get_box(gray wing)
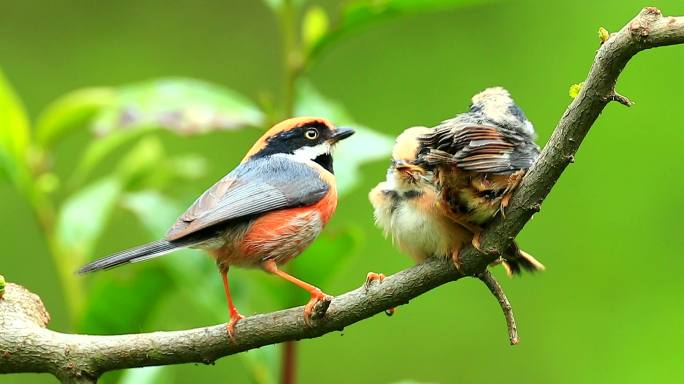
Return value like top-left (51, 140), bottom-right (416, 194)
top-left (165, 156), bottom-right (329, 241)
top-left (420, 124), bottom-right (540, 175)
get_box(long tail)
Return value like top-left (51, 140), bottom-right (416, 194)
top-left (78, 240), bottom-right (192, 273)
top-left (501, 247), bottom-right (545, 277)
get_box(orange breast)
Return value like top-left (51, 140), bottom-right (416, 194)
top-left (233, 187), bottom-right (337, 266)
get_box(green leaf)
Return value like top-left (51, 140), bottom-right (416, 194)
top-left (119, 366), bottom-right (170, 384)
top-left (68, 128), bottom-right (148, 188)
top-left (295, 81), bottom-right (393, 195)
top-left (0, 68), bottom-right (30, 185)
top-left (113, 136), bottom-right (206, 191)
top-left (92, 78), bottom-right (264, 137)
top-left (35, 87), bottom-right (116, 148)
top-left (260, 0), bottom-right (306, 11)
top-left (67, 78), bottom-right (261, 186)
top-left (311, 0), bottom-right (495, 57)
top-left (302, 6), bottom-right (330, 52)
top-left (56, 178), bottom-right (122, 265)
top-left (261, 0), bottom-right (282, 10)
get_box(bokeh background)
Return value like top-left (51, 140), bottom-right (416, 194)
top-left (2, 0), bottom-right (684, 383)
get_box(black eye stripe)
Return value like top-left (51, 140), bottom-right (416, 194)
top-left (251, 122), bottom-right (333, 159)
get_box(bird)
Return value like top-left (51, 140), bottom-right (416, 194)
top-left (78, 116), bottom-right (354, 336)
top-left (369, 126), bottom-right (473, 264)
top-left (418, 86), bottom-right (544, 275)
top-left (369, 87), bottom-right (543, 278)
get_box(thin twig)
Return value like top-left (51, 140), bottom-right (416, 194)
top-left (477, 270), bottom-right (519, 345)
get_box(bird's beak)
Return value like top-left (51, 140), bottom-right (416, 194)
top-left (394, 160), bottom-right (424, 174)
top-left (329, 126), bottom-right (355, 143)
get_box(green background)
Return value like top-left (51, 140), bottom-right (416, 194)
top-left (2, 0), bottom-right (684, 383)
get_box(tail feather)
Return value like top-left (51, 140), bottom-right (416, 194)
top-left (501, 248), bottom-right (545, 277)
top-left (78, 240), bottom-right (188, 273)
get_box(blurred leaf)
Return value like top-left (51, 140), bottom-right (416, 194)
top-left (119, 366), bottom-right (170, 384)
top-left (56, 178), bottom-right (121, 264)
top-left (0, 274), bottom-right (5, 299)
top-left (113, 136), bottom-right (207, 191)
top-left (260, 0), bottom-right (306, 11)
top-left (302, 6), bottom-right (330, 52)
top-left (68, 78), bottom-right (261, 187)
top-left (311, 0), bottom-right (493, 57)
top-left (295, 81), bottom-right (393, 195)
top-left (78, 265), bottom-right (172, 334)
top-left (92, 78), bottom-right (264, 137)
top-left (35, 87), bottom-right (116, 148)
top-left (261, 0), bottom-right (282, 10)
top-left (0, 68), bottom-right (30, 185)
top-left (69, 128), bottom-right (148, 187)
top-left (115, 136), bottom-right (165, 187)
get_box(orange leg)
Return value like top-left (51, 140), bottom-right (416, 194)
top-left (220, 267), bottom-right (245, 339)
top-left (364, 272), bottom-right (394, 316)
top-left (262, 260), bottom-right (330, 326)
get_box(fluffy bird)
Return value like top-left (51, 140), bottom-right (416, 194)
top-left (369, 127), bottom-right (473, 264)
top-left (79, 117), bottom-right (354, 336)
top-left (370, 87), bottom-right (543, 276)
top-left (419, 87), bottom-right (544, 274)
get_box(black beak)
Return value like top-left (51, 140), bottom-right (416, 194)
top-left (330, 126), bottom-right (355, 143)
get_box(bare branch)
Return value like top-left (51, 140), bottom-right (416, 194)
top-left (477, 271), bottom-right (519, 345)
top-left (1, 7), bottom-right (683, 383)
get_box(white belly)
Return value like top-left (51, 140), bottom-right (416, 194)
top-left (390, 202), bottom-right (450, 261)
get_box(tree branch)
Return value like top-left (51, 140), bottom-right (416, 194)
top-left (478, 271), bottom-right (519, 345)
top-left (1, 7), bottom-right (683, 383)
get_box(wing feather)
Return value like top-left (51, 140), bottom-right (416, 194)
top-left (420, 124), bottom-right (539, 174)
top-left (166, 156), bottom-right (328, 241)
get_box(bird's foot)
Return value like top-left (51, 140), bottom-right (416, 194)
top-left (364, 272), bottom-right (386, 290)
top-left (226, 312), bottom-right (245, 340)
top-left (363, 272), bottom-right (395, 316)
top-left (471, 231), bottom-right (483, 251)
top-left (303, 289), bottom-right (333, 326)
top-left (452, 245), bottom-right (465, 274)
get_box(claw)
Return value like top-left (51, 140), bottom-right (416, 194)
top-left (303, 289), bottom-right (330, 326)
top-left (471, 231), bottom-right (482, 251)
top-left (226, 313), bottom-right (245, 340)
top-left (363, 272), bottom-right (395, 316)
top-left (364, 272), bottom-right (386, 290)
top-left (451, 244), bottom-right (464, 274)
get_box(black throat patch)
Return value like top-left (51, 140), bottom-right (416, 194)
top-left (313, 153), bottom-right (334, 174)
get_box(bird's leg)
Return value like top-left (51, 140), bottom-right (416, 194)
top-left (451, 243), bottom-right (464, 274)
top-left (363, 272), bottom-right (395, 316)
top-left (220, 266), bottom-right (244, 339)
top-left (262, 260), bottom-right (331, 326)
top-left (441, 201), bottom-right (483, 251)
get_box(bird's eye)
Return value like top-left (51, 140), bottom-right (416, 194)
top-left (304, 129), bottom-right (319, 140)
